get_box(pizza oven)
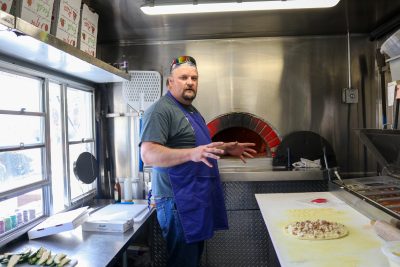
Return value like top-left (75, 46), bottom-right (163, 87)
top-left (207, 112), bottom-right (281, 158)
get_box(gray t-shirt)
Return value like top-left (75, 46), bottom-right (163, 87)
top-left (139, 94), bottom-right (198, 198)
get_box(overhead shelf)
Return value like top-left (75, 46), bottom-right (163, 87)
top-left (0, 10), bottom-right (130, 83)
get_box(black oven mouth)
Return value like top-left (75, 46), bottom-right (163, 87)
top-left (207, 112), bottom-right (281, 158)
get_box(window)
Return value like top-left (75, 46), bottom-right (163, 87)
top-left (0, 149), bottom-right (44, 193)
top-left (66, 87), bottom-right (96, 202)
top-left (0, 189), bottom-right (44, 232)
top-left (67, 88), bottom-right (94, 141)
top-left (0, 65), bottom-right (96, 244)
top-left (0, 69), bottom-right (47, 238)
top-left (48, 84), bottom-right (96, 212)
top-left (49, 82), bottom-right (65, 212)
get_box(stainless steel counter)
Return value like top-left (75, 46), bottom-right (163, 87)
top-left (330, 180), bottom-right (400, 224)
top-left (218, 158), bottom-right (325, 182)
top-left (1, 200), bottom-right (154, 267)
top-left (219, 168), bottom-right (324, 182)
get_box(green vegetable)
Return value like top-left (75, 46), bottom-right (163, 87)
top-left (36, 250), bottom-right (51, 265)
top-left (0, 247), bottom-right (70, 267)
top-left (6, 254), bottom-right (21, 267)
top-left (28, 247), bottom-right (41, 259)
top-left (18, 249), bottom-right (32, 262)
top-left (28, 254), bottom-right (38, 265)
top-left (36, 247), bottom-right (46, 259)
top-left (57, 257), bottom-right (70, 267)
top-left (0, 249), bottom-right (31, 264)
top-left (3, 253), bottom-right (14, 259)
top-left (45, 254), bottom-right (56, 266)
top-left (53, 253), bottom-right (66, 265)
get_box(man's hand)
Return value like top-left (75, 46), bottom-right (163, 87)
top-left (190, 142), bottom-right (225, 167)
top-left (224, 142), bottom-right (257, 163)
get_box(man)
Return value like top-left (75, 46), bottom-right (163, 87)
top-left (140, 56), bottom-right (256, 267)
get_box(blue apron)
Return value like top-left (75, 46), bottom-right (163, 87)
top-left (163, 91), bottom-right (228, 243)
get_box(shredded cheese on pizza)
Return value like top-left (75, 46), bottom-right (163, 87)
top-left (285, 219), bottom-right (348, 240)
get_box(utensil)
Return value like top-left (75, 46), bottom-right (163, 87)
top-left (122, 71), bottom-right (162, 198)
top-left (73, 152), bottom-right (98, 184)
top-left (334, 170), bottom-right (345, 186)
top-left (122, 71), bottom-right (162, 113)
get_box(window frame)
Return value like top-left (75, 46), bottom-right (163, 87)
top-left (0, 58), bottom-right (97, 247)
top-left (63, 84), bottom-right (97, 206)
top-left (0, 69), bottom-right (49, 201)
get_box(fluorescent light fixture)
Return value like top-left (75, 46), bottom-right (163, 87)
top-left (141, 0), bottom-right (341, 15)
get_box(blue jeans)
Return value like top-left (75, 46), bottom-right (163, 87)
top-left (156, 198), bottom-right (204, 267)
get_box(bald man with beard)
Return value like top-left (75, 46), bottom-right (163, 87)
top-left (140, 56), bottom-right (256, 267)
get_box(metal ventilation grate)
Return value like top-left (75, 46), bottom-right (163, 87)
top-left (122, 71), bottom-right (162, 112)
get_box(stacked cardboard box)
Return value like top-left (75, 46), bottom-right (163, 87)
top-left (15, 0), bottom-right (54, 33)
top-left (9, 0), bottom-right (100, 58)
top-left (51, 0), bottom-right (81, 47)
top-left (0, 0), bottom-right (14, 27)
top-left (77, 3), bottom-right (98, 57)
top-left (0, 0), bottom-right (13, 12)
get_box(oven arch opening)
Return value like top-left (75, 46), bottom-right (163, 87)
top-left (207, 112), bottom-right (281, 158)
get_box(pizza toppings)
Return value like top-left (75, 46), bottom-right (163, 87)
top-left (285, 219), bottom-right (348, 240)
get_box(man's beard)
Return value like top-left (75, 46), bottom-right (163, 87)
top-left (182, 89), bottom-right (196, 101)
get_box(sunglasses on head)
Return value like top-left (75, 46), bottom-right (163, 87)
top-left (170, 56), bottom-right (197, 72)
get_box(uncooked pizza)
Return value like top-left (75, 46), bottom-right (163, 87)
top-left (285, 219), bottom-right (348, 240)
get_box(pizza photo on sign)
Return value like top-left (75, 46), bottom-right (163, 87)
top-left (285, 219), bottom-right (348, 240)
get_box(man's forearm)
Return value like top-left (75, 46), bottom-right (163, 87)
top-left (141, 142), bottom-right (193, 167)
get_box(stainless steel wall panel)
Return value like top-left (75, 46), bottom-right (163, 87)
top-left (99, 35), bottom-right (377, 176)
top-left (97, 84), bottom-right (141, 198)
top-left (104, 83), bottom-right (139, 178)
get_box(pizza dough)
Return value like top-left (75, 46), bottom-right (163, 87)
top-left (285, 219), bottom-right (348, 240)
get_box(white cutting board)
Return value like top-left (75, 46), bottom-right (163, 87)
top-left (255, 192), bottom-right (390, 267)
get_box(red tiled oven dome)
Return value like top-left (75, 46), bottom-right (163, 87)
top-left (207, 112), bottom-right (281, 157)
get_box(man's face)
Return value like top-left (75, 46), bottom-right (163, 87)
top-left (168, 64), bottom-right (198, 105)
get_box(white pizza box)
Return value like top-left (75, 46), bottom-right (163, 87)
top-left (82, 204), bottom-right (148, 233)
top-left (0, 1), bottom-right (15, 28)
top-left (77, 3), bottom-right (98, 57)
top-left (28, 206), bottom-right (89, 239)
top-left (134, 206), bottom-right (154, 223)
top-left (82, 218), bottom-right (133, 233)
top-left (15, 0), bottom-right (54, 33)
top-left (50, 0), bottom-right (81, 47)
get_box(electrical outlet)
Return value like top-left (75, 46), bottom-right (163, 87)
top-left (342, 88), bottom-right (358, 103)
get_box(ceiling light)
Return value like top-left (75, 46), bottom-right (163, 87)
top-left (140, 0), bottom-right (341, 15)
